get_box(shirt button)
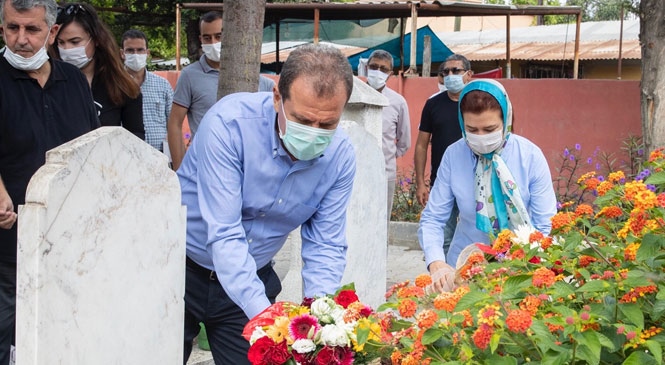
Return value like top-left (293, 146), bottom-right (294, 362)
top-left (248, 238), bottom-right (253, 243)
top-left (260, 213), bottom-right (265, 217)
top-left (278, 199), bottom-right (283, 204)
top-left (273, 151), bottom-right (277, 157)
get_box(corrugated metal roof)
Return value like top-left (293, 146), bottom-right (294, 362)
top-left (260, 41), bottom-right (366, 64)
top-left (438, 20), bottom-right (640, 61)
top-left (440, 19), bottom-right (638, 45)
top-left (450, 39), bottom-right (640, 61)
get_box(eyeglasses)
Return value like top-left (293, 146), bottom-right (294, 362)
top-left (439, 67), bottom-right (467, 76)
top-left (57, 4), bottom-right (86, 18)
top-left (368, 64), bottom-right (392, 74)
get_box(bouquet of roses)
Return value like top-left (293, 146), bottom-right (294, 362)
top-left (243, 284), bottom-right (374, 365)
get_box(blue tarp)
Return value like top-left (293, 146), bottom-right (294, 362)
top-left (347, 26), bottom-right (454, 72)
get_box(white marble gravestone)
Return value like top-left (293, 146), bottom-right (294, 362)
top-left (276, 77), bottom-right (389, 309)
top-left (16, 127), bottom-right (186, 364)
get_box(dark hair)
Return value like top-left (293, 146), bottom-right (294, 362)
top-left (200, 11), bottom-right (222, 25)
top-left (368, 49), bottom-right (393, 68)
top-left (0, 0), bottom-right (57, 26)
top-left (121, 29), bottom-right (148, 49)
top-left (278, 43), bottom-right (353, 103)
top-left (440, 54), bottom-right (471, 72)
top-left (51, 2), bottom-right (139, 106)
top-left (460, 90), bottom-right (502, 120)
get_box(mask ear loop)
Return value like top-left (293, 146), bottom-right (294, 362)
top-left (278, 100), bottom-right (288, 138)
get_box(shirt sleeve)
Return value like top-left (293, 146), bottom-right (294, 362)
top-left (195, 116), bottom-right (271, 319)
top-left (526, 145), bottom-right (557, 235)
top-left (164, 81), bottom-right (174, 123)
top-left (122, 93), bottom-right (145, 141)
top-left (418, 147), bottom-right (456, 266)
top-left (300, 147), bottom-right (356, 298)
top-left (395, 98), bottom-right (411, 157)
top-left (172, 69), bottom-right (193, 109)
top-left (419, 98), bottom-right (434, 133)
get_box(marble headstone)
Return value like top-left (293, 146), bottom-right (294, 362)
top-left (276, 77), bottom-right (389, 309)
top-left (16, 127), bottom-right (186, 364)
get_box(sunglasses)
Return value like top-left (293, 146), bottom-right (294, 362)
top-left (368, 64), bottom-right (392, 74)
top-left (57, 4), bottom-right (86, 18)
top-left (439, 67), bottom-right (467, 76)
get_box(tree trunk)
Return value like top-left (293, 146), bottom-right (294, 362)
top-left (218, 0), bottom-right (267, 100)
top-left (186, 17), bottom-right (202, 63)
top-left (640, 0), bottom-right (665, 151)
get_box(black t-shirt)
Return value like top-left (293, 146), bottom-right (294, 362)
top-left (91, 76), bottom-right (145, 141)
top-left (419, 92), bottom-right (463, 184)
top-left (0, 54), bottom-right (100, 262)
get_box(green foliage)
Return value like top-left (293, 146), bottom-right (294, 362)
top-left (566, 0), bottom-right (640, 21)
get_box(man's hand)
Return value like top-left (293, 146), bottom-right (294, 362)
top-left (416, 184), bottom-right (429, 207)
top-left (427, 260), bottom-right (456, 293)
top-left (0, 191), bottom-right (17, 230)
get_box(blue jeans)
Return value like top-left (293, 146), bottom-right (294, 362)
top-left (183, 258), bottom-right (281, 365)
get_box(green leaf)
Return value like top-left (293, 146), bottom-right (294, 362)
top-left (355, 326), bottom-right (369, 344)
top-left (646, 171), bottom-right (665, 185)
top-left (645, 340), bottom-right (663, 365)
top-left (574, 331), bottom-right (601, 365)
top-left (501, 274), bottom-right (533, 298)
top-left (421, 328), bottom-right (444, 345)
top-left (454, 290), bottom-right (492, 312)
top-left (551, 281), bottom-right (576, 300)
top-left (623, 350), bottom-right (659, 365)
top-left (376, 302), bottom-right (398, 312)
top-left (651, 298), bottom-right (665, 321)
top-left (577, 279), bottom-right (610, 293)
top-left (541, 350), bottom-right (571, 365)
top-left (486, 354), bottom-right (518, 365)
top-left (490, 331), bottom-right (501, 354)
top-left (588, 225), bottom-right (613, 238)
top-left (389, 319), bottom-right (414, 332)
top-left (637, 234), bottom-right (665, 263)
top-left (619, 303), bottom-right (645, 328)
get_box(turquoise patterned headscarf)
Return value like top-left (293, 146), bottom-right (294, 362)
top-left (458, 79), bottom-right (532, 237)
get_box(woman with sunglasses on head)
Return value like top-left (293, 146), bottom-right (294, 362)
top-left (418, 79), bottom-right (557, 293)
top-left (50, 3), bottom-right (144, 140)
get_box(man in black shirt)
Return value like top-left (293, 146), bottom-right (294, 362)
top-left (0, 0), bottom-right (99, 363)
top-left (415, 54), bottom-right (472, 255)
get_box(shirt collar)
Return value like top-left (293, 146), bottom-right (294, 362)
top-left (199, 55), bottom-right (218, 73)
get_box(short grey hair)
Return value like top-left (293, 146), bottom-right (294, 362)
top-left (441, 54), bottom-right (471, 72)
top-left (0, 0), bottom-right (57, 27)
top-left (278, 43), bottom-right (354, 103)
top-left (368, 49), bottom-right (393, 68)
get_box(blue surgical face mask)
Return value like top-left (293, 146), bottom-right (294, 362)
top-left (444, 73), bottom-right (467, 94)
top-left (279, 101), bottom-right (337, 161)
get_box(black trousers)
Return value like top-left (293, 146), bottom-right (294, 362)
top-left (0, 263), bottom-right (15, 365)
top-left (183, 258), bottom-right (281, 365)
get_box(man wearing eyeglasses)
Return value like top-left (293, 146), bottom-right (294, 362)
top-left (365, 49), bottom-right (411, 223)
top-left (121, 29), bottom-right (174, 153)
top-left (415, 54), bottom-right (473, 255)
top-left (0, 0), bottom-right (99, 363)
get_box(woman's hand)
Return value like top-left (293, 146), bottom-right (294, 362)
top-left (427, 260), bottom-right (456, 293)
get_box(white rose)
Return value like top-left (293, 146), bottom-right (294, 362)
top-left (310, 297), bottom-right (337, 324)
top-left (291, 339), bottom-right (317, 354)
top-left (317, 324), bottom-right (350, 347)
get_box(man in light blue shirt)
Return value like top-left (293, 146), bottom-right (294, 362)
top-left (179, 44), bottom-right (356, 365)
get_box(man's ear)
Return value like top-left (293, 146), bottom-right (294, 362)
top-left (272, 85), bottom-right (281, 113)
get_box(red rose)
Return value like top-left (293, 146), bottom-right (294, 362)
top-left (334, 290), bottom-right (359, 308)
top-left (301, 297), bottom-right (315, 308)
top-left (315, 346), bottom-right (354, 365)
top-left (247, 337), bottom-right (290, 365)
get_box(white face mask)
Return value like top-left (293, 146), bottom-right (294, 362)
top-left (58, 40), bottom-right (92, 69)
top-left (465, 130), bottom-right (504, 155)
top-left (202, 42), bottom-right (221, 62)
top-left (124, 53), bottom-right (147, 72)
top-left (3, 29), bottom-right (51, 71)
top-left (367, 69), bottom-right (389, 90)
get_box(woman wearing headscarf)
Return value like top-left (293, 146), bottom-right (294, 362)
top-left (418, 79), bottom-right (557, 292)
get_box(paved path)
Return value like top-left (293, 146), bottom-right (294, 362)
top-left (187, 244), bottom-right (426, 365)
